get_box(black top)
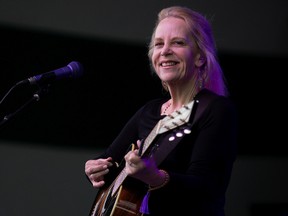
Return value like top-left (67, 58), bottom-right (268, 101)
top-left (95, 89), bottom-right (238, 216)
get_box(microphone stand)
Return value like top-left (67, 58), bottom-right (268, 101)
top-left (0, 83), bottom-right (50, 129)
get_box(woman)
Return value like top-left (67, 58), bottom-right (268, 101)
top-left (85, 6), bottom-right (237, 216)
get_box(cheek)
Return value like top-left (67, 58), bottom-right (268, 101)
top-left (185, 53), bottom-right (196, 68)
top-left (182, 55), bottom-right (196, 77)
top-left (151, 53), bottom-right (158, 69)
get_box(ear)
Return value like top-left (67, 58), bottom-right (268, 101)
top-left (195, 53), bottom-right (206, 67)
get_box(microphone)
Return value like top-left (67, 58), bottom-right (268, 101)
top-left (19, 61), bottom-right (84, 85)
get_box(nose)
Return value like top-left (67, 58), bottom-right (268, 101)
top-left (160, 44), bottom-right (172, 56)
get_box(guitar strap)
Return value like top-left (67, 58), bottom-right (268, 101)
top-left (153, 89), bottom-right (218, 166)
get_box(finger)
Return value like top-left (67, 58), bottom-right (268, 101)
top-left (126, 161), bottom-right (137, 175)
top-left (133, 149), bottom-right (139, 156)
top-left (92, 180), bottom-right (105, 188)
top-left (105, 157), bottom-right (113, 164)
top-left (86, 164), bottom-right (105, 176)
top-left (137, 139), bottom-right (144, 156)
top-left (136, 140), bottom-right (142, 148)
top-left (89, 168), bottom-right (109, 181)
top-left (98, 158), bottom-right (113, 167)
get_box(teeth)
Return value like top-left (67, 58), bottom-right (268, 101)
top-left (162, 62), bottom-right (176, 66)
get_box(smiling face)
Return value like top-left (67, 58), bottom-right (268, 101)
top-left (151, 17), bottom-right (203, 86)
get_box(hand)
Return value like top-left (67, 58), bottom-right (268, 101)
top-left (124, 140), bottom-right (165, 187)
top-left (85, 157), bottom-right (113, 188)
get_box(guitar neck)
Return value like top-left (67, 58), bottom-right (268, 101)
top-left (112, 168), bottom-right (128, 196)
top-left (111, 121), bottom-right (161, 196)
top-left (111, 102), bottom-right (194, 196)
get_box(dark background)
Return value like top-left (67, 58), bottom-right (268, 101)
top-left (0, 25), bottom-right (287, 156)
top-left (0, 1), bottom-right (288, 216)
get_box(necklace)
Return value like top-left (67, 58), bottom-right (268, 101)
top-left (162, 102), bottom-right (171, 115)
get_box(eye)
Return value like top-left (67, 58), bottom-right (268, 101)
top-left (173, 40), bottom-right (185, 46)
top-left (154, 42), bottom-right (164, 47)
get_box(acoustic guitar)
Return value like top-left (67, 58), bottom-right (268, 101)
top-left (89, 100), bottom-right (195, 216)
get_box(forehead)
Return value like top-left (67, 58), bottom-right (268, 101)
top-left (155, 17), bottom-right (189, 39)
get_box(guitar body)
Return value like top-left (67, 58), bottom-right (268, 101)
top-left (90, 178), bottom-right (147, 216)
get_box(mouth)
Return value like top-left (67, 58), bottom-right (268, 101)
top-left (160, 61), bottom-right (179, 67)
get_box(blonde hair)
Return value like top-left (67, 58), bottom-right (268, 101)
top-left (148, 6), bottom-right (228, 96)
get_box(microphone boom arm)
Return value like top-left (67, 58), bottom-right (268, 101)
top-left (0, 84), bottom-right (50, 129)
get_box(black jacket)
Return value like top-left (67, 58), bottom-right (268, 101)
top-left (91, 89), bottom-right (238, 216)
